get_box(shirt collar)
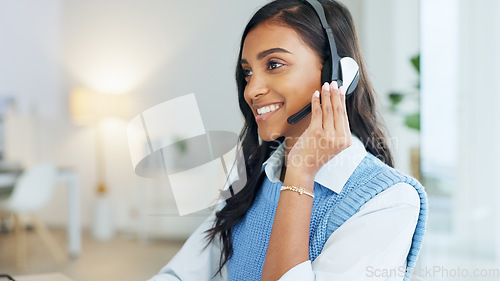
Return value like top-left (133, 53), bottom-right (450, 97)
top-left (261, 134), bottom-right (367, 194)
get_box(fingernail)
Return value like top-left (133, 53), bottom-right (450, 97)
top-left (313, 90), bottom-right (320, 98)
top-left (332, 81), bottom-right (339, 90)
top-left (322, 82), bottom-right (330, 92)
top-left (340, 86), bottom-right (346, 95)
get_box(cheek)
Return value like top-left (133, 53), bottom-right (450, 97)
top-left (280, 73), bottom-right (321, 111)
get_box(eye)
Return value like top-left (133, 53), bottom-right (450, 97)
top-left (267, 60), bottom-right (283, 71)
top-left (243, 68), bottom-right (253, 78)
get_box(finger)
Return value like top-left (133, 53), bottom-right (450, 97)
top-left (321, 82), bottom-right (334, 134)
top-left (331, 81), bottom-right (346, 138)
top-left (310, 90), bottom-right (322, 130)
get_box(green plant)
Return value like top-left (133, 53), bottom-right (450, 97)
top-left (388, 54), bottom-right (420, 131)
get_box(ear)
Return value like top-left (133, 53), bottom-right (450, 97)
top-left (340, 57), bottom-right (359, 96)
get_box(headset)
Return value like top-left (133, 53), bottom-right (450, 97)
top-left (287, 0), bottom-right (360, 125)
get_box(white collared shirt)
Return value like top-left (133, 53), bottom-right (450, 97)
top-left (148, 136), bottom-right (421, 281)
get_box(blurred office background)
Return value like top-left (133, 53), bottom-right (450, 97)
top-left (0, 0), bottom-right (499, 280)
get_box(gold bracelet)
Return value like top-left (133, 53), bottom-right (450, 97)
top-left (280, 185), bottom-right (314, 199)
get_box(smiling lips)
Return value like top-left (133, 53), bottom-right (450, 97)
top-left (254, 102), bottom-right (283, 122)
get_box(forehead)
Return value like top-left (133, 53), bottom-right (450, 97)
top-left (241, 21), bottom-right (317, 60)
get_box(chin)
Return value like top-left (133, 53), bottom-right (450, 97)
top-left (258, 127), bottom-right (283, 142)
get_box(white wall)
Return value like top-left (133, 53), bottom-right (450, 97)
top-left (0, 0), bottom-right (63, 117)
top-left (454, 0), bottom-right (500, 258)
top-left (421, 0), bottom-right (459, 181)
top-left (360, 0), bottom-right (420, 174)
top-left (419, 0), bottom-right (500, 264)
top-left (0, 0), bottom-right (99, 230)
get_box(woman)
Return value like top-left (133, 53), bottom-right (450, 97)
top-left (149, 0), bottom-right (427, 280)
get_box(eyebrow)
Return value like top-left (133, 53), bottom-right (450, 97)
top-left (240, 47), bottom-right (291, 64)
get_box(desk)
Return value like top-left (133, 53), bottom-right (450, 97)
top-left (0, 168), bottom-right (81, 258)
top-left (57, 169), bottom-right (81, 258)
top-left (14, 273), bottom-right (75, 281)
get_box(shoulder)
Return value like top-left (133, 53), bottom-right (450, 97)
top-left (370, 182), bottom-right (420, 207)
top-left (338, 154), bottom-right (424, 213)
top-left (351, 153), bottom-right (424, 207)
top-left (355, 182), bottom-right (421, 218)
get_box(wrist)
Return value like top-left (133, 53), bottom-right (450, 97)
top-left (284, 167), bottom-right (315, 181)
top-left (282, 169), bottom-right (315, 192)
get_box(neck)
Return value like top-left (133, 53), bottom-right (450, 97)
top-left (278, 115), bottom-right (311, 180)
top-left (282, 112), bottom-right (311, 159)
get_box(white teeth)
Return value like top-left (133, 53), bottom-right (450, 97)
top-left (257, 104), bottom-right (281, 115)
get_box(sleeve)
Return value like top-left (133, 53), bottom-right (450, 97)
top-left (278, 182), bottom-right (421, 281)
top-left (147, 201), bottom-right (227, 281)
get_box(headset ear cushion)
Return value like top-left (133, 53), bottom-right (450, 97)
top-left (339, 57), bottom-right (359, 96)
top-left (321, 57), bottom-right (332, 84)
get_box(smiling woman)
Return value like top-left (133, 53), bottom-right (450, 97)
top-left (148, 1), bottom-right (428, 281)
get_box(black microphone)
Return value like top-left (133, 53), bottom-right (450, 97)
top-left (286, 95), bottom-right (320, 125)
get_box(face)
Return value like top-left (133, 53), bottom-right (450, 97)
top-left (241, 21), bottom-right (323, 142)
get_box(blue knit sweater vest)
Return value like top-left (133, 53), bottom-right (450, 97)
top-left (227, 153), bottom-right (428, 281)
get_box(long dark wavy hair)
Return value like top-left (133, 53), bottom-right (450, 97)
top-left (204, 0), bottom-right (394, 277)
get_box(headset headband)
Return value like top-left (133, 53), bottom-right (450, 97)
top-left (303, 0), bottom-right (343, 86)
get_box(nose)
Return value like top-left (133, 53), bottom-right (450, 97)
top-left (244, 73), bottom-right (269, 101)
